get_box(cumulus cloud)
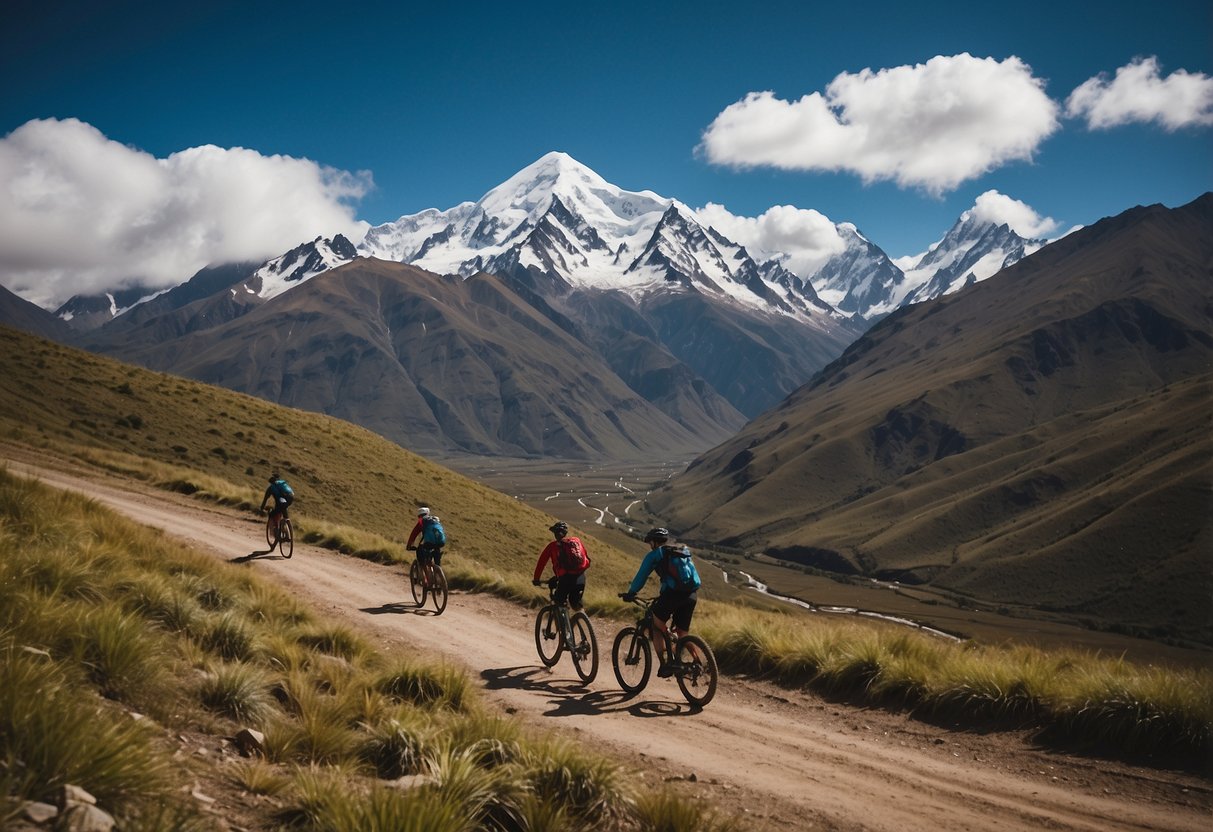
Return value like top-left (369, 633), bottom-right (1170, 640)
top-left (966, 190), bottom-right (1060, 238)
top-left (696, 202), bottom-right (845, 276)
top-left (1065, 56), bottom-right (1213, 130)
top-left (700, 54), bottom-right (1059, 194)
top-left (0, 118), bottom-right (372, 309)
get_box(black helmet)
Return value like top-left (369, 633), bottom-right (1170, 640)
top-left (549, 521), bottom-right (568, 535)
top-left (268, 473), bottom-right (280, 482)
top-left (644, 527), bottom-right (670, 545)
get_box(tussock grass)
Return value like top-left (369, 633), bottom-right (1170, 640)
top-left (1, 467), bottom-right (736, 830)
top-left (375, 657), bottom-right (473, 712)
top-left (630, 788), bottom-right (743, 832)
top-left (198, 661), bottom-right (276, 723)
top-left (700, 606), bottom-right (1213, 759)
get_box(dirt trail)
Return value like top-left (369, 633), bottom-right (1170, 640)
top-left (7, 456), bottom-right (1211, 832)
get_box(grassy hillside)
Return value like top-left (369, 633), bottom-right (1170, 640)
top-left (0, 468), bottom-right (735, 831)
top-left (650, 196), bottom-right (1213, 644)
top-left (0, 324), bottom-right (649, 604)
top-left (3, 324), bottom-right (1211, 763)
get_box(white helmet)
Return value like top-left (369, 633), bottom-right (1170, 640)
top-left (418, 507), bottom-right (431, 518)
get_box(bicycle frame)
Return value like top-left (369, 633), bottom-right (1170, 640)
top-left (612, 595), bottom-right (717, 706)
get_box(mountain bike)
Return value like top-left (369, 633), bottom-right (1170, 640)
top-left (612, 595), bottom-right (718, 707)
top-left (264, 511), bottom-right (293, 558)
top-left (407, 546), bottom-right (448, 614)
top-left (534, 577), bottom-right (598, 683)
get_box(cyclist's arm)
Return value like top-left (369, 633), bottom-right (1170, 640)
top-left (625, 549), bottom-right (661, 596)
top-left (405, 519), bottom-right (423, 548)
top-left (533, 542), bottom-right (556, 582)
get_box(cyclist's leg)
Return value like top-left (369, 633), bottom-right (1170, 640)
top-left (566, 572), bottom-right (587, 612)
top-left (650, 593), bottom-right (677, 673)
top-left (418, 545), bottom-right (434, 583)
top-left (552, 575), bottom-right (574, 607)
top-left (671, 593), bottom-right (700, 658)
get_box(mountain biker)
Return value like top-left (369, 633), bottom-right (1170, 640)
top-left (406, 507), bottom-right (446, 572)
top-left (259, 473), bottom-right (294, 548)
top-left (621, 527), bottom-right (701, 677)
top-left (533, 521), bottom-right (591, 611)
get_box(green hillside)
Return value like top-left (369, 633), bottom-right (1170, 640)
top-left (0, 324), bottom-right (652, 603)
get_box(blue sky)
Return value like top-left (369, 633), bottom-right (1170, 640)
top-left (2, 0), bottom-right (1210, 307)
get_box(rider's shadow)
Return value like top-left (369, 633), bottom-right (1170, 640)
top-left (480, 666), bottom-right (702, 717)
top-left (230, 549), bottom-right (282, 563)
top-left (360, 602), bottom-right (439, 617)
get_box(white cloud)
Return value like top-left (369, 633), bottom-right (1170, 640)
top-left (697, 202), bottom-right (845, 276)
top-left (1065, 56), bottom-right (1213, 130)
top-left (967, 190), bottom-right (1060, 238)
top-left (0, 118), bottom-right (372, 309)
top-left (700, 54), bottom-right (1059, 194)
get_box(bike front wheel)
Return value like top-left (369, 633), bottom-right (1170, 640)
top-left (568, 611), bottom-right (599, 684)
top-left (265, 517), bottom-right (276, 550)
top-left (674, 634), bottom-right (718, 707)
top-left (429, 566), bottom-right (448, 615)
top-left (611, 627), bottom-right (651, 694)
top-left (534, 606), bottom-right (563, 666)
top-left (279, 519), bottom-right (294, 559)
top-left (409, 561), bottom-right (426, 606)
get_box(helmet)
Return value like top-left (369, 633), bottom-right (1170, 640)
top-left (268, 473), bottom-right (280, 483)
top-left (643, 527), bottom-right (670, 545)
top-left (417, 507), bottom-right (431, 518)
top-left (549, 521), bottom-right (568, 535)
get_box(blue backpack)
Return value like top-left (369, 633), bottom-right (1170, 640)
top-left (661, 545), bottom-right (700, 592)
top-left (270, 479), bottom-right (294, 499)
top-left (421, 515), bottom-right (446, 546)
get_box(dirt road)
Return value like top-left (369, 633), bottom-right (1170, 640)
top-left (8, 456), bottom-right (1210, 832)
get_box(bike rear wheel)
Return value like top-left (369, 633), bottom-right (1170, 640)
top-left (674, 634), bottom-right (718, 707)
top-left (430, 565), bottom-right (448, 614)
top-left (568, 611), bottom-right (599, 684)
top-left (611, 627), bottom-right (651, 694)
top-left (409, 560), bottom-right (426, 606)
top-left (534, 605), bottom-right (563, 666)
top-left (279, 519), bottom-right (293, 559)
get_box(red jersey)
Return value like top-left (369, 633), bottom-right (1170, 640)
top-left (533, 536), bottom-right (590, 580)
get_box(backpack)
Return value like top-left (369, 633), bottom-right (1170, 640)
top-left (661, 545), bottom-right (700, 592)
top-left (421, 515), bottom-right (446, 546)
top-left (556, 537), bottom-right (589, 573)
top-left (271, 479), bottom-right (294, 499)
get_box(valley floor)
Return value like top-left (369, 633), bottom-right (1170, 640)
top-left (6, 452), bottom-right (1212, 832)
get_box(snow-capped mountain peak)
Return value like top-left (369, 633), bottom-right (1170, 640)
top-left (893, 211), bottom-right (1046, 311)
top-left (252, 234), bottom-right (357, 300)
top-left (353, 153), bottom-right (836, 321)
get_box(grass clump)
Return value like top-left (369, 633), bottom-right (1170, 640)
top-left (699, 605), bottom-right (1213, 761)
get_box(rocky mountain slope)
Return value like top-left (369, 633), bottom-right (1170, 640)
top-left (648, 194), bottom-right (1213, 641)
top-left (99, 258), bottom-right (741, 459)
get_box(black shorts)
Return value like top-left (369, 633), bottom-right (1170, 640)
top-left (653, 590), bottom-right (697, 632)
top-left (418, 543), bottom-right (443, 566)
top-left (270, 496), bottom-right (292, 519)
top-left (552, 572), bottom-right (586, 608)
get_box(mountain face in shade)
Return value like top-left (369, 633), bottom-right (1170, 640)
top-left (97, 258), bottom-right (745, 459)
top-left (0, 283), bottom-right (72, 341)
top-left (647, 194), bottom-right (1213, 642)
